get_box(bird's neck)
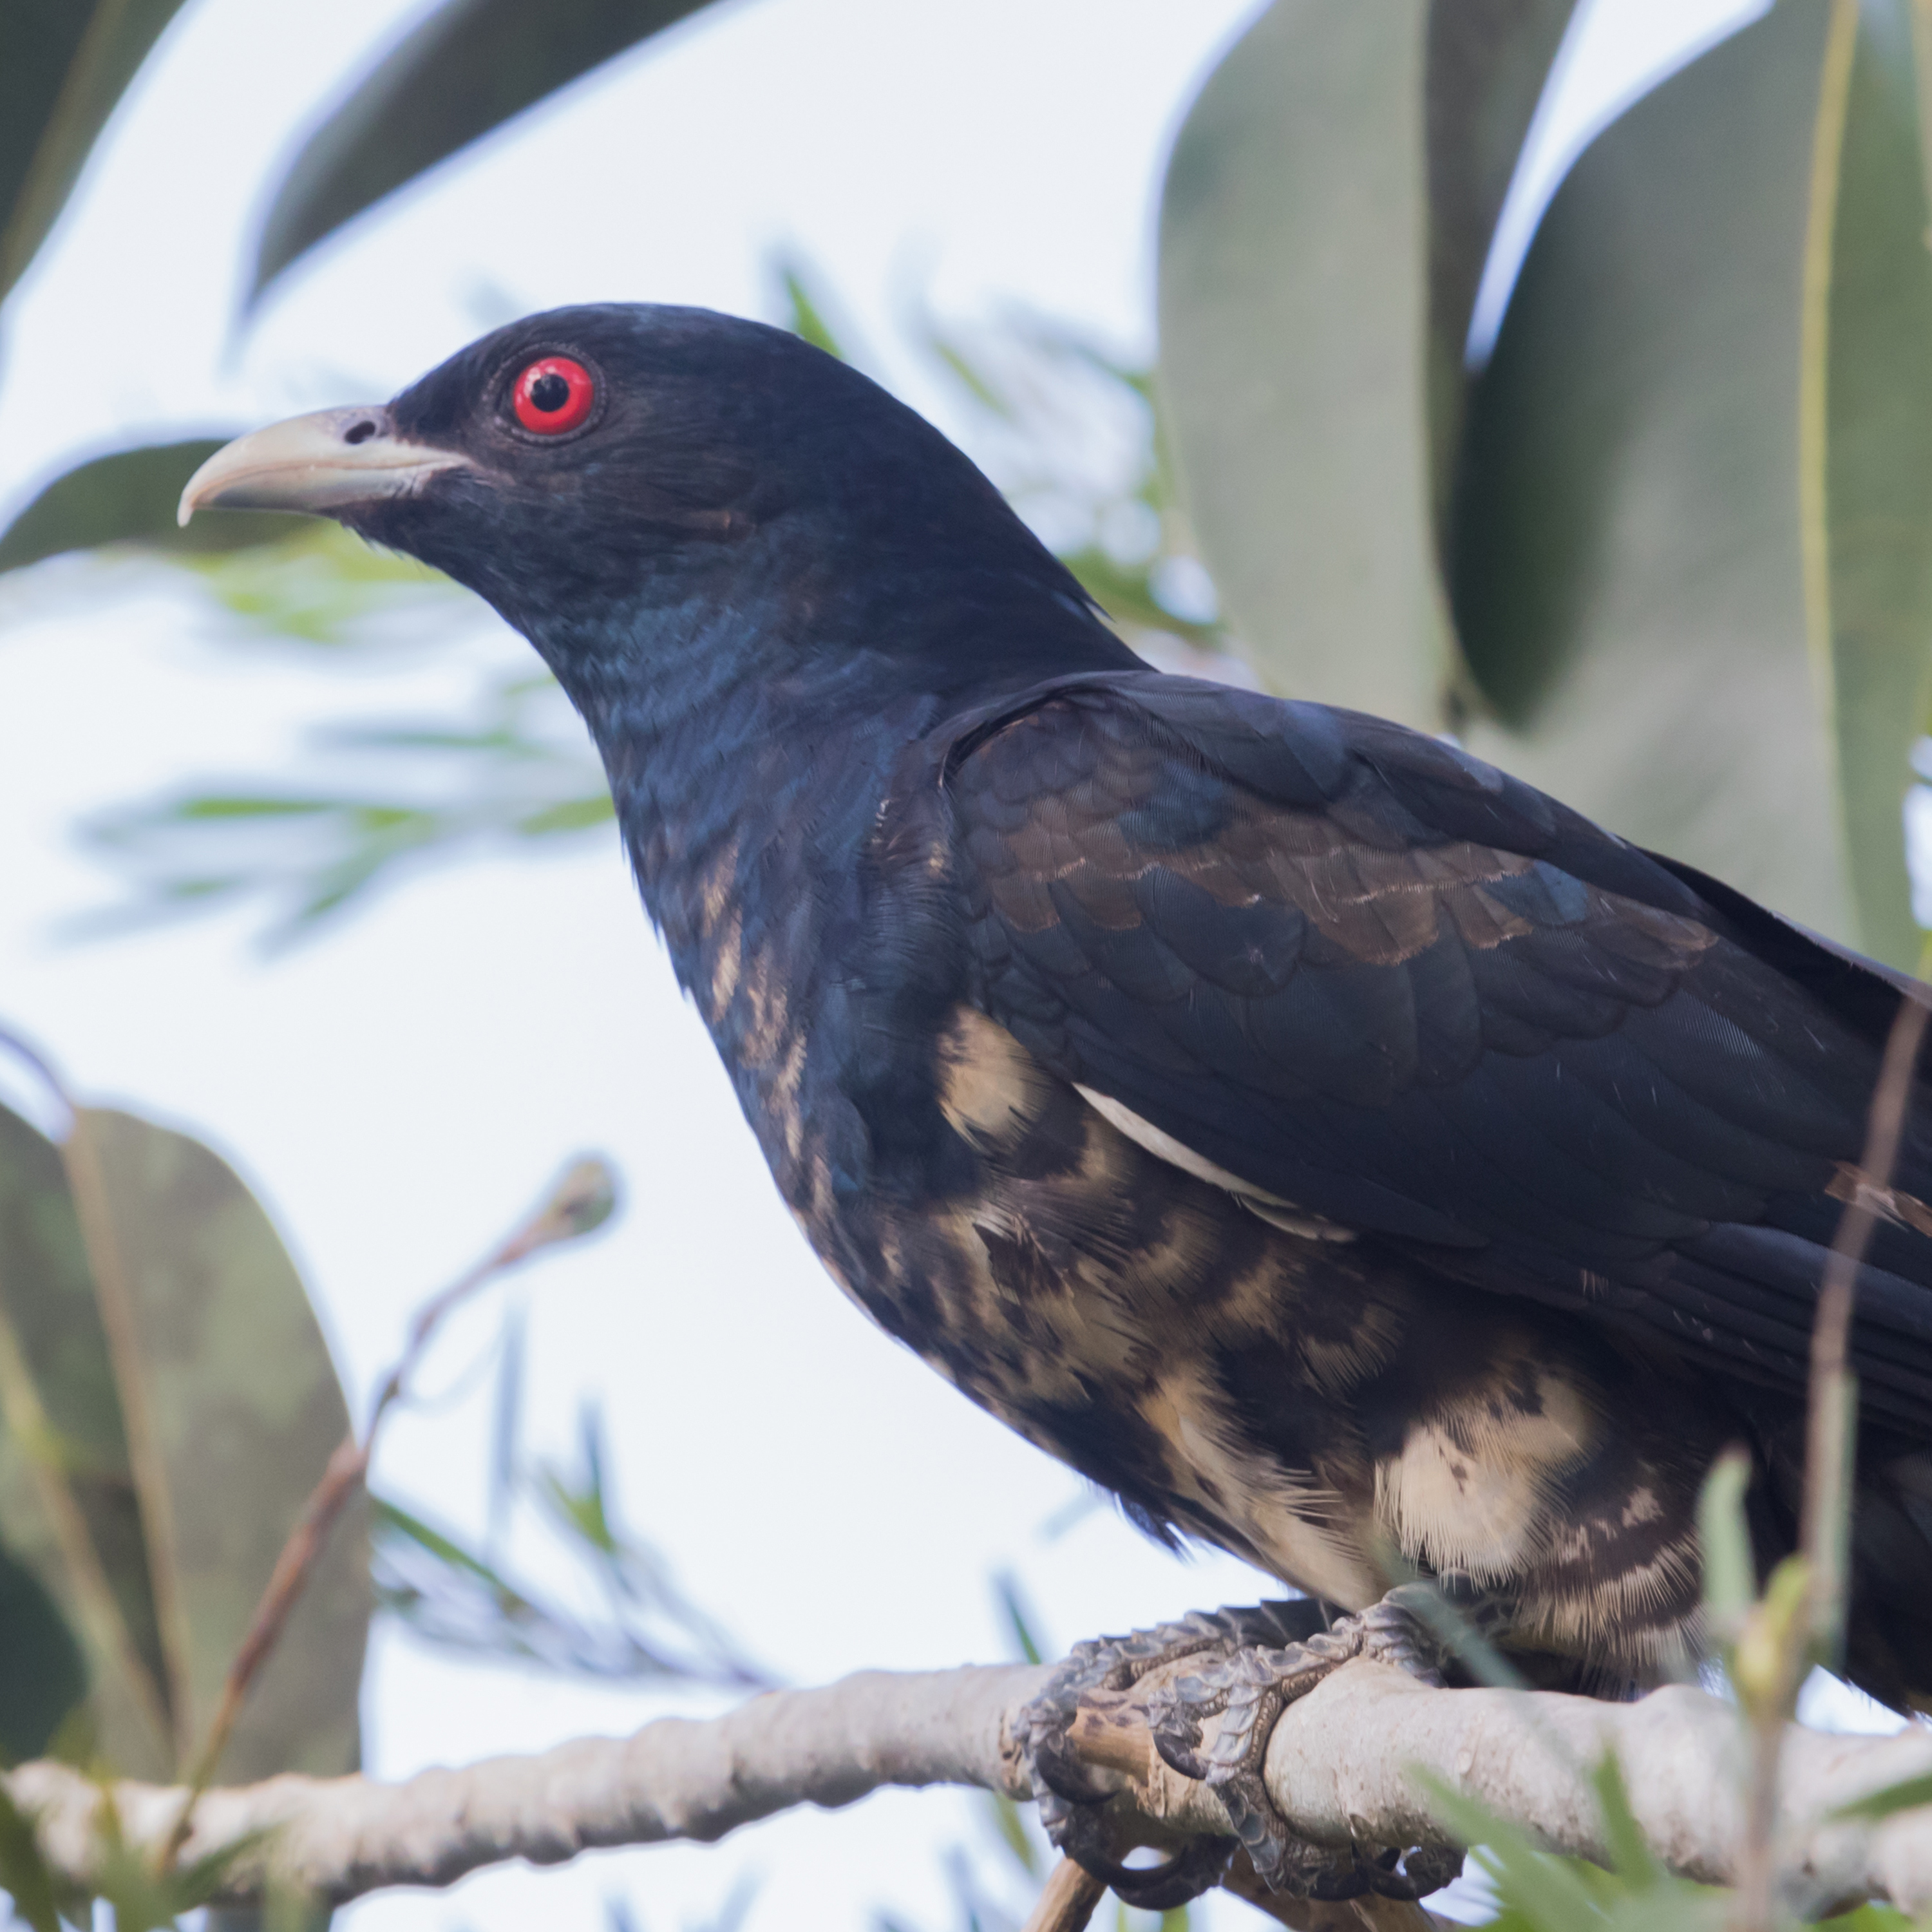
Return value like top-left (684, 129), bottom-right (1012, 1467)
top-left (587, 643), bottom-right (893, 975)
top-left (538, 563), bottom-right (1133, 980)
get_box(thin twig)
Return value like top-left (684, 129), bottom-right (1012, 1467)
top-left (155, 1157), bottom-right (617, 1869)
top-left (1802, 989), bottom-right (1931, 1594)
top-left (1019, 1856), bottom-right (1105, 1932)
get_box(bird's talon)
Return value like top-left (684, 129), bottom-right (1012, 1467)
top-left (1019, 1602), bottom-right (1326, 1905)
top-left (1025, 1593), bottom-right (1473, 1902)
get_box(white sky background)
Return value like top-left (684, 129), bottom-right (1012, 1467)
top-left (0, 1), bottom-right (1883, 1927)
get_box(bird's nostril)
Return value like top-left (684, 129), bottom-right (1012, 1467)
top-left (344, 419), bottom-right (378, 446)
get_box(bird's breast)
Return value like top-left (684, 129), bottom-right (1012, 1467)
top-left (693, 857), bottom-right (1718, 1667)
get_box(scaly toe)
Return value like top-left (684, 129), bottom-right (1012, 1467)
top-left (1017, 1600), bottom-right (1329, 1904)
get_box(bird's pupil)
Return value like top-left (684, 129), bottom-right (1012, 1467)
top-left (531, 372), bottom-right (570, 413)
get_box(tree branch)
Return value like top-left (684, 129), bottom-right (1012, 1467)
top-left (12, 1659), bottom-right (1932, 1918)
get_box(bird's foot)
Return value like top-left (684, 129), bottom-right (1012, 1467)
top-left (1019, 1586), bottom-right (1474, 1905)
top-left (1019, 1600), bottom-right (1323, 1908)
top-left (1142, 1584), bottom-right (1469, 1899)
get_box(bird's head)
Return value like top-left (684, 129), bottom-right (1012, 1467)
top-left (182, 303), bottom-right (1124, 705)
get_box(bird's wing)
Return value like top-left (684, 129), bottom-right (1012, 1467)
top-left (941, 671), bottom-right (1932, 1425)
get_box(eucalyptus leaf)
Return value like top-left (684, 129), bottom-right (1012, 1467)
top-left (0, 1774), bottom-right (62, 1932)
top-left (1813, 0), bottom-right (1932, 968)
top-left (0, 440), bottom-right (310, 577)
top-left (0, 1542), bottom-right (84, 1764)
top-left (1156, 0), bottom-right (1577, 728)
top-left (1449, 3), bottom-right (1877, 949)
top-left (64, 1108), bottom-right (368, 1781)
top-left (1832, 1768), bottom-right (1932, 1822)
top-left (249, 0), bottom-right (723, 307)
top-left (0, 1099), bottom-right (172, 1775)
top-left (0, 0), bottom-right (193, 303)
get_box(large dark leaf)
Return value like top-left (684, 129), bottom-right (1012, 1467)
top-left (1816, 0), bottom-right (1932, 967)
top-left (0, 441), bottom-right (310, 576)
top-left (0, 1099), bottom-right (171, 1775)
top-left (0, 0), bottom-right (194, 303)
top-left (0, 1085), bottom-right (372, 1783)
top-left (64, 1109), bottom-right (369, 1780)
top-left (1450, 1), bottom-right (1932, 963)
top-left (1423, 1), bottom-right (1584, 526)
top-left (248, 0), bottom-right (724, 307)
top-left (1156, 0), bottom-right (1577, 729)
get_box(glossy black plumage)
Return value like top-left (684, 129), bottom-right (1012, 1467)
top-left (285, 303), bottom-right (1932, 1705)
top-left (946, 677), bottom-right (1932, 1414)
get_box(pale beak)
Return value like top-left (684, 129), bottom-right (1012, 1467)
top-left (177, 406), bottom-right (473, 526)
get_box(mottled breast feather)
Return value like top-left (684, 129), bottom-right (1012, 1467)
top-left (896, 998), bottom-right (1717, 1673)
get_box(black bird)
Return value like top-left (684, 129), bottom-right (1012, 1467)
top-left (184, 305), bottom-right (1932, 1894)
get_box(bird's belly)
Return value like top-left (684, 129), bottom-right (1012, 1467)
top-left (853, 1168), bottom-right (1399, 1609)
top-left (800, 1010), bottom-right (1715, 1671)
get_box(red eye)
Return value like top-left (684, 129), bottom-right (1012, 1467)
top-left (512, 355), bottom-right (596, 434)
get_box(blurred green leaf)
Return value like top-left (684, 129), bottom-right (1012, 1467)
top-left (1157, 0), bottom-right (1577, 728)
top-left (774, 254), bottom-right (855, 365)
top-left (916, 307), bottom-right (1230, 658)
top-left (0, 1097), bottom-right (174, 1775)
top-left (0, 442), bottom-right (310, 578)
top-left (1448, 1), bottom-right (1932, 961)
top-left (0, 1762), bottom-right (64, 1932)
top-left (990, 1570), bottom-right (1044, 1667)
top-left (1833, 1768), bottom-right (1932, 1823)
top-left (1812, 0), bottom-right (1932, 968)
top-left (373, 1495), bottom-right (762, 1687)
top-left (517, 795), bottom-right (618, 835)
top-left (0, 1544), bottom-right (86, 1765)
top-left (984, 1792), bottom-right (1039, 1880)
top-left (0, 1085), bottom-right (370, 1801)
top-left (377, 1396), bottom-right (763, 1689)
top-left (1421, 1765), bottom-right (1725, 1930)
top-left (0, 0), bottom-right (194, 303)
top-left (80, 666), bottom-right (612, 942)
top-left (1589, 1753), bottom-right (1665, 1895)
top-left (64, 1108), bottom-right (370, 1781)
top-left (84, 1793), bottom-right (270, 1932)
top-left (249, 0), bottom-right (724, 307)
top-left (176, 520), bottom-right (458, 645)
top-left (1422, 1), bottom-right (1586, 497)
top-left (1698, 1446), bottom-right (1757, 1633)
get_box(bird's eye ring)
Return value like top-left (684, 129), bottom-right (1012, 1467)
top-left (511, 355), bottom-right (596, 435)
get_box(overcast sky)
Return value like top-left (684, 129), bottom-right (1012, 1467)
top-left (0, 2), bottom-right (1815, 1927)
